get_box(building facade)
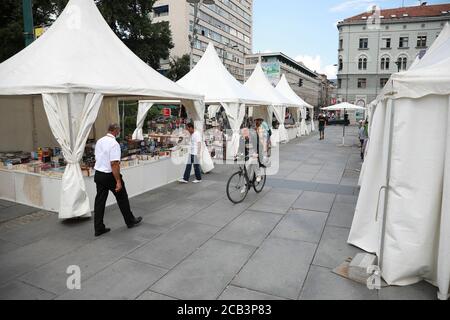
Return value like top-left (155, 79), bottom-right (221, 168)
top-left (153, 0), bottom-right (253, 82)
top-left (244, 53), bottom-right (322, 108)
top-left (336, 3), bottom-right (450, 107)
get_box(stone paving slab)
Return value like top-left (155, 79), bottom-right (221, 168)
top-left (188, 198), bottom-right (252, 228)
top-left (249, 190), bottom-right (301, 214)
top-left (299, 265), bottom-right (378, 300)
top-left (378, 281), bottom-right (437, 300)
top-left (292, 191), bottom-right (336, 213)
top-left (151, 239), bottom-right (255, 300)
top-left (0, 238), bottom-right (20, 255)
top-left (219, 286), bottom-right (286, 300)
top-left (232, 237), bottom-right (316, 300)
top-left (0, 200), bottom-right (17, 208)
top-left (142, 199), bottom-right (212, 229)
top-left (20, 234), bottom-right (151, 295)
top-left (128, 221), bottom-right (219, 269)
top-left (271, 210), bottom-right (328, 244)
top-left (137, 291), bottom-right (177, 300)
top-left (327, 202), bottom-right (357, 228)
top-left (0, 234), bottom-right (89, 287)
top-left (312, 226), bottom-right (363, 269)
top-left (57, 258), bottom-right (167, 300)
top-left (0, 280), bottom-right (56, 300)
top-left (214, 210), bottom-right (282, 247)
top-left (0, 205), bottom-right (40, 224)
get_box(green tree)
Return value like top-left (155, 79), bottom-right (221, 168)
top-left (0, 0), bottom-right (173, 70)
top-left (166, 54), bottom-right (191, 81)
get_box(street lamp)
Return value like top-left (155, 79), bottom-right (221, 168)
top-left (187, 0), bottom-right (216, 70)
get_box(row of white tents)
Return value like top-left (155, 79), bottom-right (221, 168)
top-left (349, 23), bottom-right (450, 300)
top-left (0, 0), bottom-right (314, 220)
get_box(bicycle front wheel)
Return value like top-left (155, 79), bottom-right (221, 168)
top-left (227, 171), bottom-right (249, 204)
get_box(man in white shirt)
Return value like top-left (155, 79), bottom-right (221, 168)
top-left (179, 123), bottom-right (202, 184)
top-left (93, 123), bottom-right (142, 237)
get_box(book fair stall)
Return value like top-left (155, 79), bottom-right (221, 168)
top-left (0, 0), bottom-right (206, 219)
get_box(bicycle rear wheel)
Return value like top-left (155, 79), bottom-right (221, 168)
top-left (227, 171), bottom-right (249, 204)
top-left (253, 167), bottom-right (267, 193)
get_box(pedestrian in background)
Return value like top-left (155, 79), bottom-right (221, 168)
top-left (179, 123), bottom-right (202, 184)
top-left (93, 123), bottom-right (142, 237)
top-left (318, 113), bottom-right (326, 140)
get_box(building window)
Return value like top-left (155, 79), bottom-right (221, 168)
top-left (358, 56), bottom-right (368, 70)
top-left (397, 56), bottom-right (408, 71)
top-left (338, 79), bottom-right (342, 89)
top-left (359, 38), bottom-right (368, 49)
top-left (380, 78), bottom-right (388, 88)
top-left (399, 37), bottom-right (409, 48)
top-left (338, 57), bottom-right (343, 71)
top-left (380, 57), bottom-right (390, 70)
top-left (357, 78), bottom-right (367, 89)
top-left (339, 39), bottom-right (343, 50)
top-left (417, 36), bottom-right (427, 48)
top-left (382, 38), bottom-right (391, 49)
top-left (153, 5), bottom-right (169, 17)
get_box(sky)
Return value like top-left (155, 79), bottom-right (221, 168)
top-left (253, 0), bottom-right (449, 79)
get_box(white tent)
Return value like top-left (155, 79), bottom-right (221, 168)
top-left (275, 74), bottom-right (310, 137)
top-left (348, 23), bottom-right (450, 300)
top-left (176, 43), bottom-right (269, 158)
top-left (245, 63), bottom-right (299, 144)
top-left (0, 0), bottom-right (204, 220)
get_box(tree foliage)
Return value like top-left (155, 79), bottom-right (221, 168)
top-left (0, 0), bottom-right (173, 69)
top-left (166, 54), bottom-right (191, 81)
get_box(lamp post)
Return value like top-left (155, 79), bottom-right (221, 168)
top-left (187, 0), bottom-right (215, 70)
top-left (22, 0), bottom-right (34, 47)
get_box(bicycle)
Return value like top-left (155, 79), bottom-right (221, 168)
top-left (226, 154), bottom-right (267, 204)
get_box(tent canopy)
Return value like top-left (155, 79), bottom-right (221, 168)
top-left (275, 74), bottom-right (309, 109)
top-left (245, 63), bottom-right (298, 107)
top-left (322, 102), bottom-right (366, 111)
top-left (0, 0), bottom-right (202, 101)
top-left (177, 43), bottom-right (268, 105)
top-left (383, 23), bottom-right (450, 100)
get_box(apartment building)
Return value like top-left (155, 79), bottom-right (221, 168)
top-left (336, 3), bottom-right (450, 106)
top-left (153, 0), bottom-right (253, 82)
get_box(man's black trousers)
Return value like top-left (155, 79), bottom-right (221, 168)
top-left (94, 171), bottom-right (135, 232)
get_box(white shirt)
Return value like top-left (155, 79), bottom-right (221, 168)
top-left (190, 131), bottom-right (202, 155)
top-left (94, 134), bottom-right (121, 173)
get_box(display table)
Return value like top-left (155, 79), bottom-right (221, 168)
top-left (0, 152), bottom-right (188, 213)
top-left (286, 125), bottom-right (299, 140)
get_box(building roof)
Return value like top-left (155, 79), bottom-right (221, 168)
top-left (247, 52), bottom-right (318, 79)
top-left (341, 3), bottom-right (450, 23)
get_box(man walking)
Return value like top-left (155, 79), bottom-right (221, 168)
top-left (179, 123), bottom-right (202, 184)
top-left (318, 113), bottom-right (326, 140)
top-left (93, 124), bottom-right (142, 237)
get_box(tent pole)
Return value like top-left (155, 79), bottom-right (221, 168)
top-left (378, 100), bottom-right (395, 276)
top-left (67, 94), bottom-right (75, 151)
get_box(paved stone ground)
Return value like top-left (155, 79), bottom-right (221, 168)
top-left (0, 126), bottom-right (438, 300)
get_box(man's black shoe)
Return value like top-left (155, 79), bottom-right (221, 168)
top-left (127, 217), bottom-right (143, 229)
top-left (95, 228), bottom-right (111, 237)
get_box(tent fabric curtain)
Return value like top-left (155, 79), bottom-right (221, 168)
top-left (132, 101), bottom-right (154, 140)
top-left (221, 102), bottom-right (246, 158)
top-left (271, 105), bottom-right (288, 143)
top-left (349, 95), bottom-right (450, 299)
top-left (208, 105), bottom-right (222, 119)
top-left (437, 96), bottom-right (450, 300)
top-left (300, 107), bottom-right (309, 136)
top-left (42, 92), bottom-right (103, 219)
top-left (182, 99), bottom-right (214, 173)
top-left (309, 107), bottom-right (315, 131)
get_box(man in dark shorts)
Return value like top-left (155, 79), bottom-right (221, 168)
top-left (318, 113), bottom-right (326, 140)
